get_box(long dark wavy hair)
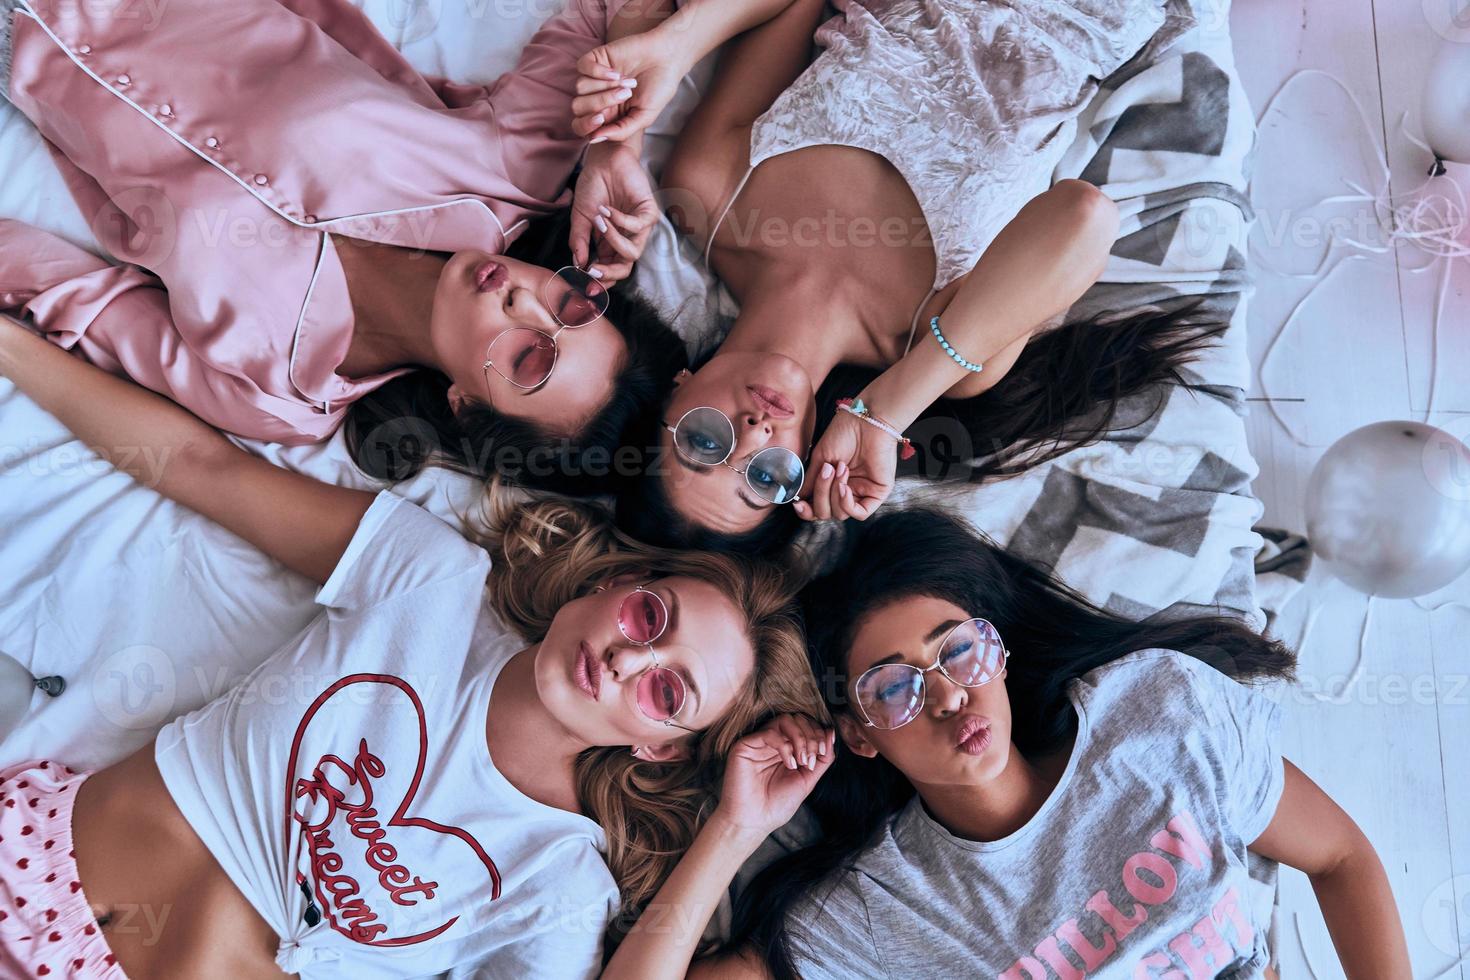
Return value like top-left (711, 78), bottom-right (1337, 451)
top-left (720, 508), bottom-right (1295, 979)
top-left (820, 300), bottom-right (1223, 484)
top-left (615, 298), bottom-right (1224, 554)
top-left (342, 211), bottom-right (688, 495)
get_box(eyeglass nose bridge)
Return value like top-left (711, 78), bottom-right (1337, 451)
top-left (856, 626), bottom-right (1009, 729)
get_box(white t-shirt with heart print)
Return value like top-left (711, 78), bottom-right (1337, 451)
top-left (154, 491), bottom-right (619, 979)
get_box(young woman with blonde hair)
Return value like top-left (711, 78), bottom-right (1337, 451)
top-left (0, 315), bottom-right (829, 978)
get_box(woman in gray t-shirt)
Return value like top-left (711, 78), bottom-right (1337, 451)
top-left (602, 509), bottom-right (1410, 980)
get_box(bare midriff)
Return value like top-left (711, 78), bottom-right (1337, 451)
top-left (71, 746), bottom-right (287, 979)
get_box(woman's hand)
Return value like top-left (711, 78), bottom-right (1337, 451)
top-left (573, 28), bottom-right (691, 144)
top-left (796, 410), bottom-right (897, 523)
top-left (570, 143), bottom-right (659, 283)
top-left (710, 714), bottom-right (834, 843)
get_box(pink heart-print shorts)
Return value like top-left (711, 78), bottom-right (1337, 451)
top-left (0, 761), bottom-right (125, 979)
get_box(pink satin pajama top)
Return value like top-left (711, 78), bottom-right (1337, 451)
top-left (0, 0), bottom-right (625, 442)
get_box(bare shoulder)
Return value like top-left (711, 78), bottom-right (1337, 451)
top-left (660, 120), bottom-right (755, 246)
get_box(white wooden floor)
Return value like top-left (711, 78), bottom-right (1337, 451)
top-left (1231, 0), bottom-right (1470, 975)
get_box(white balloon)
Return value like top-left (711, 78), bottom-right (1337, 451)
top-left (1423, 38), bottom-right (1470, 167)
top-left (1305, 421), bottom-right (1470, 597)
top-left (0, 653), bottom-right (36, 745)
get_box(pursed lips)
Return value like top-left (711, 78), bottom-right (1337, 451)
top-left (474, 259), bottom-right (509, 293)
top-left (746, 384), bottom-right (795, 420)
top-left (954, 714), bottom-right (992, 755)
top-left (574, 641), bottom-right (602, 701)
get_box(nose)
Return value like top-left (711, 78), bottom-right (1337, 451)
top-left (926, 669), bottom-right (968, 719)
top-left (734, 413), bottom-right (775, 456)
top-left (511, 286), bottom-right (558, 332)
top-left (605, 644), bottom-right (656, 682)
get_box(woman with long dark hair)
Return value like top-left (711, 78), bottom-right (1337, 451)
top-left (597, 0), bottom-right (1228, 548)
top-left (0, 0), bottom-right (800, 495)
top-left (596, 509), bottom-right (1410, 979)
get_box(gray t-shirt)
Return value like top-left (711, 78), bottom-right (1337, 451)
top-left (784, 649), bottom-right (1284, 980)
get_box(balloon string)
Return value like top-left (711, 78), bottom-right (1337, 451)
top-left (1412, 596), bottom-right (1470, 615)
top-left (1250, 71), bottom-right (1468, 446)
top-left (1297, 594), bottom-right (1467, 703)
top-left (1426, 949), bottom-right (1470, 980)
top-left (1292, 911), bottom-right (1327, 980)
top-left (1305, 594), bottom-right (1376, 705)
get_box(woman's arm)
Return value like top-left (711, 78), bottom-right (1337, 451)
top-left (652, 0), bottom-right (826, 238)
top-left (601, 716), bottom-right (833, 980)
top-left (0, 317), bottom-right (373, 584)
top-left (569, 0), bottom-right (818, 272)
top-left (1248, 761), bottom-right (1410, 978)
top-left (798, 181), bottom-right (1119, 521)
top-left (865, 180), bottom-right (1119, 424)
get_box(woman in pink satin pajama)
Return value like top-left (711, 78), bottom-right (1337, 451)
top-left (0, 0), bottom-right (791, 491)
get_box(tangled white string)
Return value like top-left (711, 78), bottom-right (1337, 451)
top-left (1251, 69), bottom-right (1468, 449)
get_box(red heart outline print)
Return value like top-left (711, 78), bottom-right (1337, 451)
top-left (284, 673), bottom-right (502, 947)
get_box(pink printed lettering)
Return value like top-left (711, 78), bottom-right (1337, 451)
top-left (1085, 889), bottom-right (1148, 942)
top-left (1122, 853), bottom-right (1179, 906)
top-left (999, 957), bottom-right (1048, 980)
top-left (1149, 812), bottom-right (1210, 871)
top-left (1132, 951), bottom-right (1184, 979)
top-left (1035, 936), bottom-right (1086, 980)
top-left (1210, 887), bottom-right (1254, 948)
top-left (1057, 918), bottom-right (1117, 969)
top-left (1167, 913), bottom-right (1236, 979)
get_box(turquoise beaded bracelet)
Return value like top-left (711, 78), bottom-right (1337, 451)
top-left (929, 316), bottom-right (983, 373)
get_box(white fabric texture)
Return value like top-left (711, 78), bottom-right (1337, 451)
top-left (154, 491), bottom-right (617, 978)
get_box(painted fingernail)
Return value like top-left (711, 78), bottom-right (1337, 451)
top-left (598, 204), bottom-right (612, 217)
top-left (837, 461), bottom-right (848, 476)
top-left (620, 78), bottom-right (637, 89)
top-left (820, 463), bottom-right (834, 479)
top-left (589, 136), bottom-right (608, 144)
top-left (595, 215), bottom-right (609, 232)
top-left (588, 267), bottom-right (605, 278)
top-left (593, 114), bottom-right (605, 126)
top-left (615, 88), bottom-right (631, 101)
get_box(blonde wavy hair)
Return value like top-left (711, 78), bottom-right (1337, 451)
top-left (475, 486), bottom-right (825, 947)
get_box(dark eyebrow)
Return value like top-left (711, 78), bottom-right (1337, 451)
top-left (662, 586), bottom-right (702, 715)
top-left (869, 620), bottom-right (964, 670)
top-left (672, 452), bottom-right (765, 510)
top-left (926, 619), bottom-right (963, 644)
